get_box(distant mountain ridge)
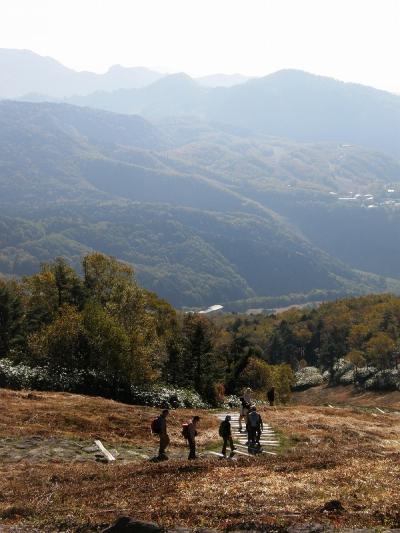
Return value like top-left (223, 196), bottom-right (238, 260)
top-left (0, 49), bottom-right (252, 99)
top-left (4, 49), bottom-right (399, 157)
top-left (63, 69), bottom-right (400, 157)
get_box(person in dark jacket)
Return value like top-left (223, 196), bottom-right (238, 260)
top-left (247, 405), bottom-right (263, 445)
top-left (238, 388), bottom-right (252, 431)
top-left (267, 387), bottom-right (275, 406)
top-left (187, 415), bottom-right (200, 460)
top-left (158, 409), bottom-right (170, 459)
top-left (219, 415), bottom-right (235, 456)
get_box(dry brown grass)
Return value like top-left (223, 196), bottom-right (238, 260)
top-left (0, 389), bottom-right (218, 447)
top-left (0, 388), bottom-right (399, 532)
top-left (293, 384), bottom-right (400, 410)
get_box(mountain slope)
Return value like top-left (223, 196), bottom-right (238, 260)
top-left (62, 70), bottom-right (400, 156)
top-left (0, 49), bottom-right (164, 98)
top-left (1, 101), bottom-right (399, 307)
top-left (0, 49), bottom-right (252, 99)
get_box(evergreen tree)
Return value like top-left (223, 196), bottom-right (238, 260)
top-left (0, 281), bottom-right (24, 357)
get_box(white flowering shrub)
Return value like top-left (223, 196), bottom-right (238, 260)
top-left (294, 366), bottom-right (324, 390)
top-left (129, 385), bottom-right (208, 408)
top-left (364, 369), bottom-right (400, 391)
top-left (0, 358), bottom-right (209, 407)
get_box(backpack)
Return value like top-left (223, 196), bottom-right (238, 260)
top-left (151, 417), bottom-right (161, 434)
top-left (248, 411), bottom-right (260, 428)
top-left (181, 423), bottom-right (190, 439)
top-left (219, 421), bottom-right (229, 437)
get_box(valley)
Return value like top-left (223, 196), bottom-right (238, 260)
top-left (0, 100), bottom-right (399, 308)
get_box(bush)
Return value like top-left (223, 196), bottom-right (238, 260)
top-left (129, 384), bottom-right (208, 408)
top-left (0, 359), bottom-right (209, 407)
top-left (294, 366), bottom-right (324, 390)
top-left (354, 366), bottom-right (378, 382)
top-left (364, 369), bottom-right (400, 391)
top-left (332, 358), bottom-right (353, 378)
top-left (339, 369), bottom-right (355, 385)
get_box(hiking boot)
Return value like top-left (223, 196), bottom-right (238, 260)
top-left (158, 453), bottom-right (169, 461)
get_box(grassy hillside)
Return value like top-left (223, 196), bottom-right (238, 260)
top-left (0, 388), bottom-right (399, 531)
top-left (292, 384), bottom-right (400, 410)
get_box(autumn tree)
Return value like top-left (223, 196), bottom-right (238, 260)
top-left (239, 356), bottom-right (273, 393)
top-left (366, 333), bottom-right (396, 369)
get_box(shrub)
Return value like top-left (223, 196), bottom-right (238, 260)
top-left (339, 369), bottom-right (355, 385)
top-left (364, 369), bottom-right (400, 391)
top-left (129, 384), bottom-right (208, 408)
top-left (0, 358), bottom-right (208, 407)
top-left (294, 366), bottom-right (324, 390)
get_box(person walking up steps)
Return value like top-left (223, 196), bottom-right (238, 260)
top-left (267, 387), bottom-right (275, 407)
top-left (219, 415), bottom-right (235, 457)
top-left (151, 409), bottom-right (170, 460)
top-left (247, 405), bottom-right (263, 446)
top-left (182, 415), bottom-right (200, 460)
top-left (238, 387), bottom-right (252, 432)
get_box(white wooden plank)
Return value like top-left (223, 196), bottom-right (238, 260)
top-left (204, 451), bottom-right (225, 457)
top-left (95, 440), bottom-right (116, 462)
top-left (233, 449), bottom-right (253, 457)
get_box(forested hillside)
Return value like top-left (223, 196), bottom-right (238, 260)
top-left (0, 254), bottom-right (295, 405)
top-left (1, 257), bottom-right (399, 407)
top-left (63, 69), bottom-right (400, 156)
top-left (1, 100), bottom-right (400, 308)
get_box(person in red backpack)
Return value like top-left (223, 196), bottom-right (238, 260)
top-left (156, 409), bottom-right (170, 460)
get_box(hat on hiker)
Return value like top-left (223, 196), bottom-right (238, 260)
top-left (225, 415), bottom-right (231, 421)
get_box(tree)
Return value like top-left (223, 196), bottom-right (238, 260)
top-left (82, 252), bottom-right (133, 307)
top-left (239, 357), bottom-right (273, 392)
top-left (273, 364), bottom-right (295, 404)
top-left (52, 258), bottom-right (85, 308)
top-left (225, 333), bottom-right (252, 394)
top-left (366, 333), bottom-right (396, 369)
top-left (345, 350), bottom-right (366, 382)
top-left (348, 324), bottom-right (371, 351)
top-left (21, 268), bottom-right (59, 332)
top-left (181, 313), bottom-right (224, 403)
top-left (28, 305), bottom-right (86, 369)
top-left (267, 320), bottom-right (299, 368)
top-left (0, 280), bottom-right (24, 357)
top-left (82, 302), bottom-right (131, 389)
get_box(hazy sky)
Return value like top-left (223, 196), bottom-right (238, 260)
top-left (1, 0), bottom-right (399, 92)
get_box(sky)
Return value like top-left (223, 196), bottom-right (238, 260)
top-left (1, 0), bottom-right (399, 92)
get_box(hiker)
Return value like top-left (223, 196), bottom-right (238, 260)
top-left (151, 409), bottom-right (170, 460)
top-left (247, 405), bottom-right (263, 445)
top-left (183, 415), bottom-right (200, 460)
top-left (219, 415), bottom-right (235, 457)
top-left (267, 387), bottom-right (275, 407)
top-left (238, 387), bottom-right (252, 431)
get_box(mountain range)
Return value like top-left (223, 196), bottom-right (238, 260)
top-left (57, 69), bottom-right (399, 157)
top-left (0, 49), bottom-right (252, 99)
top-left (1, 99), bottom-right (400, 308)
